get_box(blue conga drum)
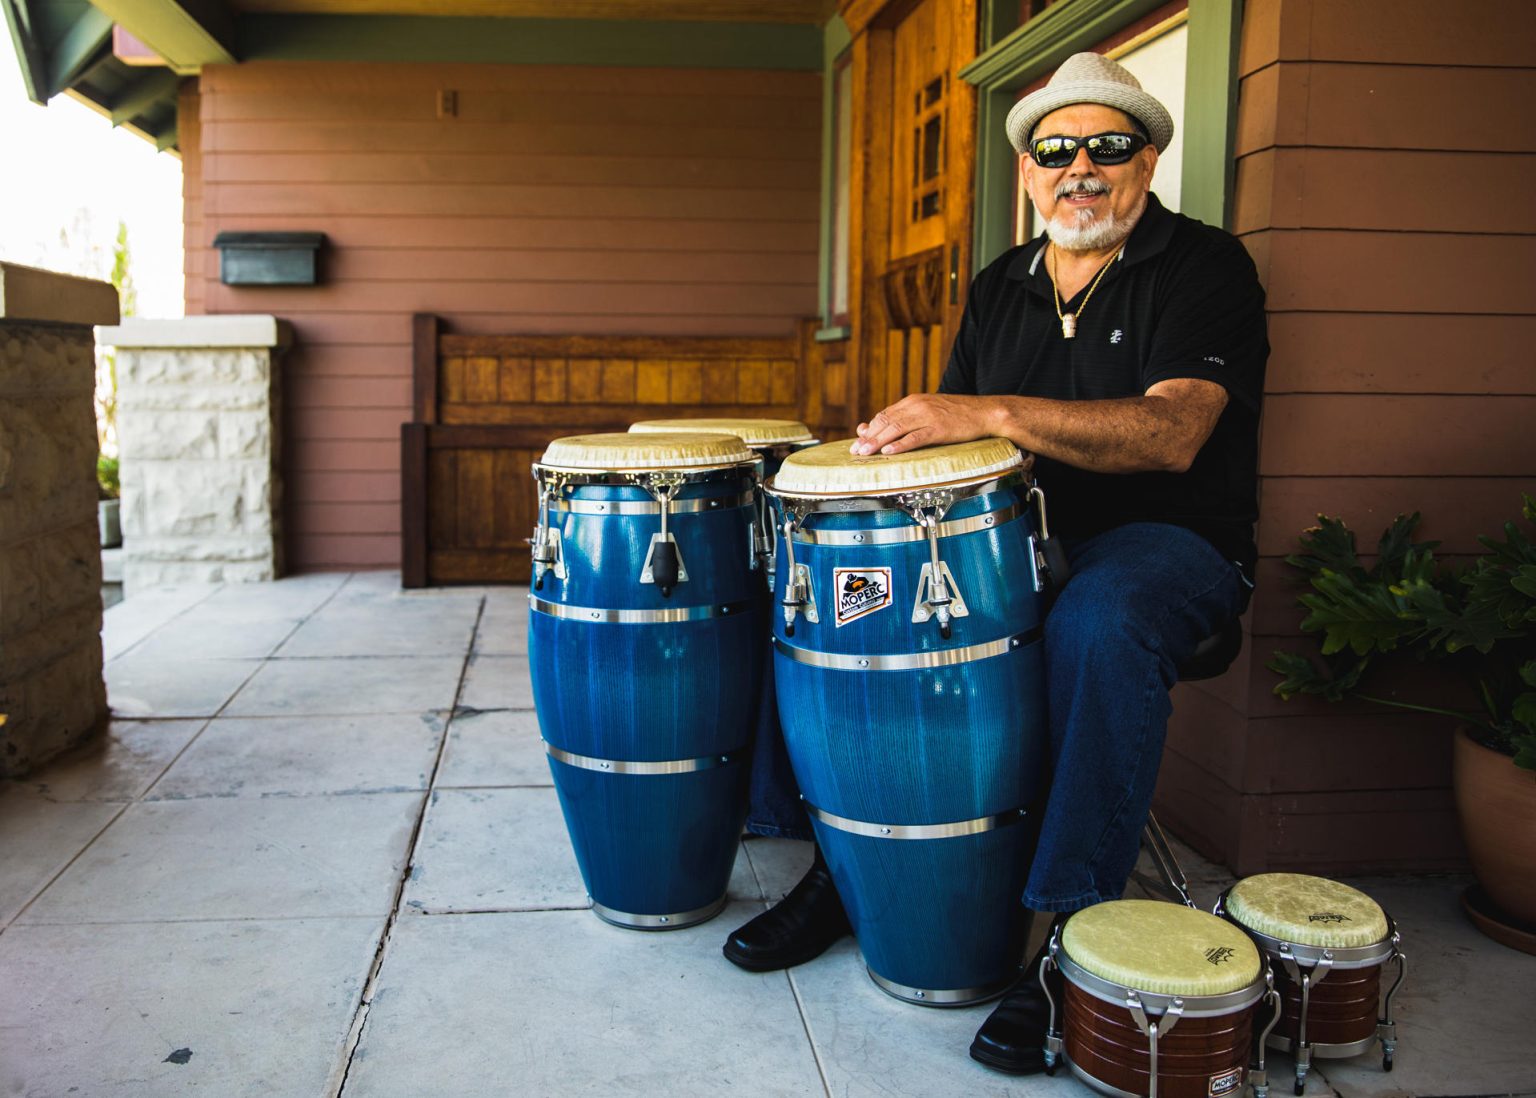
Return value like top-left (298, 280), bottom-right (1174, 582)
top-left (629, 419), bottom-right (820, 840)
top-left (765, 438), bottom-right (1049, 1004)
top-left (528, 432), bottom-right (763, 929)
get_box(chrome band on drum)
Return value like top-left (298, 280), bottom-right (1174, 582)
top-left (530, 597), bottom-right (755, 624)
top-left (552, 490), bottom-right (755, 516)
top-left (544, 743), bottom-right (745, 776)
top-left (803, 800), bottom-right (1029, 841)
top-left (772, 628), bottom-right (1040, 671)
top-left (590, 896), bottom-right (728, 931)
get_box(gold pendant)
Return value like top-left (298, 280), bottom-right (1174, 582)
top-left (1061, 314), bottom-right (1077, 339)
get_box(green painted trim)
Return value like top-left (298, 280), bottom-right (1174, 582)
top-left (154, 117), bottom-right (177, 150)
top-left (980, 0), bottom-right (1023, 52)
top-left (814, 325), bottom-right (851, 343)
top-left (89, 0), bottom-right (235, 68)
top-left (816, 14), bottom-right (851, 326)
top-left (960, 0), bottom-right (1241, 268)
top-left (110, 67), bottom-right (180, 124)
top-left (237, 14), bottom-right (822, 69)
top-left (44, 4), bottom-right (110, 98)
top-left (960, 0), bottom-right (1168, 88)
top-left (2, 0), bottom-right (47, 102)
top-left (1180, 0), bottom-right (1241, 229)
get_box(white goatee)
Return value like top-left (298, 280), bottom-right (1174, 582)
top-left (1041, 189), bottom-right (1147, 253)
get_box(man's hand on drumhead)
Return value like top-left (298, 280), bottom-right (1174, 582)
top-left (850, 394), bottom-right (995, 455)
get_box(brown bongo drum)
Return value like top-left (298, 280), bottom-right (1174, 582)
top-left (1219, 873), bottom-right (1407, 1095)
top-left (1044, 900), bottom-right (1281, 1098)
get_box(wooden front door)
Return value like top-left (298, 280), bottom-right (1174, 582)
top-left (845, 0), bottom-right (978, 426)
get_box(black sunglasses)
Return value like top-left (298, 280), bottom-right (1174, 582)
top-left (1029, 131), bottom-right (1148, 169)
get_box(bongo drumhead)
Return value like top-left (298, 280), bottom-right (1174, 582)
top-left (1226, 873), bottom-right (1389, 948)
top-left (1062, 900), bottom-right (1262, 997)
top-left (539, 432), bottom-right (756, 471)
top-left (629, 417), bottom-right (813, 447)
top-left (772, 437), bottom-right (1022, 497)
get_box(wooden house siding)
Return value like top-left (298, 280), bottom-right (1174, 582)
top-left (183, 61), bottom-right (822, 570)
top-left (1156, 0), bottom-right (1536, 874)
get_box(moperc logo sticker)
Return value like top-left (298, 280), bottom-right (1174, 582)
top-left (833, 567), bottom-right (892, 627)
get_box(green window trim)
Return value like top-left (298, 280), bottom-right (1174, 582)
top-left (960, 0), bottom-right (1243, 271)
top-left (817, 14), bottom-right (852, 333)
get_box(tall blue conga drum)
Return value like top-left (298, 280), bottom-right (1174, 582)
top-left (765, 438), bottom-right (1049, 1004)
top-left (528, 432), bottom-right (763, 929)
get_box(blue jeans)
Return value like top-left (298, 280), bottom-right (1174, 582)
top-left (747, 521), bottom-right (1247, 908)
top-left (1025, 522), bottom-right (1246, 910)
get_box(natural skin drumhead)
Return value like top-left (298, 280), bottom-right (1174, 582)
top-left (772, 437), bottom-right (1022, 496)
top-left (538, 432), bottom-right (756, 470)
top-left (629, 418), bottom-right (814, 446)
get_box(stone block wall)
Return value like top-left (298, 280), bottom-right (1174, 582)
top-left (97, 317), bottom-right (290, 593)
top-left (0, 263), bottom-right (118, 777)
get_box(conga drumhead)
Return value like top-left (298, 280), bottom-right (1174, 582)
top-left (1226, 873), bottom-right (1389, 949)
top-left (629, 417), bottom-right (814, 448)
top-left (1063, 899), bottom-right (1263, 997)
top-left (538, 432), bottom-right (757, 471)
top-left (772, 437), bottom-right (1023, 497)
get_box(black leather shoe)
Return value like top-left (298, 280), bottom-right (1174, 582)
top-left (969, 924), bottom-right (1063, 1075)
top-left (722, 846), bottom-right (851, 972)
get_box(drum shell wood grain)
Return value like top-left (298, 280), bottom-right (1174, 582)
top-left (1271, 962), bottom-right (1381, 1046)
top-left (1063, 982), bottom-right (1253, 1098)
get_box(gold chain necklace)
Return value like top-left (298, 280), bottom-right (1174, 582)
top-left (1046, 244), bottom-right (1118, 340)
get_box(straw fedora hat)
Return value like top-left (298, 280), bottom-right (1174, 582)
top-left (1005, 51), bottom-right (1175, 156)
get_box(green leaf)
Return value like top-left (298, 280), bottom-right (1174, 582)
top-left (1286, 516), bottom-right (1363, 579)
top-left (1520, 660), bottom-right (1536, 690)
top-left (1512, 691), bottom-right (1536, 733)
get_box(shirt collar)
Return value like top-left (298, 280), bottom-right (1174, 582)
top-left (1005, 191), bottom-right (1174, 282)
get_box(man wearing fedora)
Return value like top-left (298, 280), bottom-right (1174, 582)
top-left (722, 51), bottom-right (1267, 1074)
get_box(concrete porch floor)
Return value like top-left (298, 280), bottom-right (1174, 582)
top-left (2, 572), bottom-right (1531, 1097)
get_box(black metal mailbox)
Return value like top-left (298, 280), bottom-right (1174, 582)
top-left (213, 232), bottom-right (326, 286)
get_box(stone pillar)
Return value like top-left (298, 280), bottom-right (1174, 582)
top-left (96, 316), bottom-right (291, 594)
top-left (0, 262), bottom-right (118, 777)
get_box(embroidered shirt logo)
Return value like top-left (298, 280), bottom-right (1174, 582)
top-left (834, 568), bottom-right (892, 627)
top-left (1308, 912), bottom-right (1351, 924)
top-left (1203, 355), bottom-right (1226, 366)
top-left (1204, 946), bottom-right (1236, 965)
top-left (1110, 329), bottom-right (1123, 344)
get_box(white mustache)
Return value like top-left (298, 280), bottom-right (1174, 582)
top-left (1055, 179), bottom-right (1109, 199)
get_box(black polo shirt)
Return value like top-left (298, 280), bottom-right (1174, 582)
top-left (941, 194), bottom-right (1268, 573)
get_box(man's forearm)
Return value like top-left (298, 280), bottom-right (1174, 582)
top-left (985, 391), bottom-right (1212, 474)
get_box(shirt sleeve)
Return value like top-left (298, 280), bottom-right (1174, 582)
top-left (1140, 235), bottom-right (1268, 412)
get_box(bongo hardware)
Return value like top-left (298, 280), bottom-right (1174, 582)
top-left (775, 500), bottom-right (819, 636)
top-left (633, 470), bottom-right (689, 596)
top-left (897, 487), bottom-right (970, 639)
top-left (528, 469), bottom-right (570, 591)
top-left (1026, 483), bottom-right (1071, 591)
top-left (1040, 921), bottom-right (1283, 1098)
top-left (1217, 893), bottom-right (1407, 1094)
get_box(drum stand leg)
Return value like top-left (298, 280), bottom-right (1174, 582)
top-left (1292, 970), bottom-right (1314, 1095)
top-left (1250, 980), bottom-right (1281, 1098)
top-left (1377, 946), bottom-right (1408, 1072)
top-left (1134, 813), bottom-right (1195, 908)
top-left (1041, 932), bottom-right (1063, 1077)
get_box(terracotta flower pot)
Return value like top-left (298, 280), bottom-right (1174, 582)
top-left (1453, 727), bottom-right (1536, 925)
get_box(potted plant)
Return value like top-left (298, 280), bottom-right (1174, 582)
top-left (1268, 496), bottom-right (1536, 951)
top-left (97, 453), bottom-right (121, 549)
